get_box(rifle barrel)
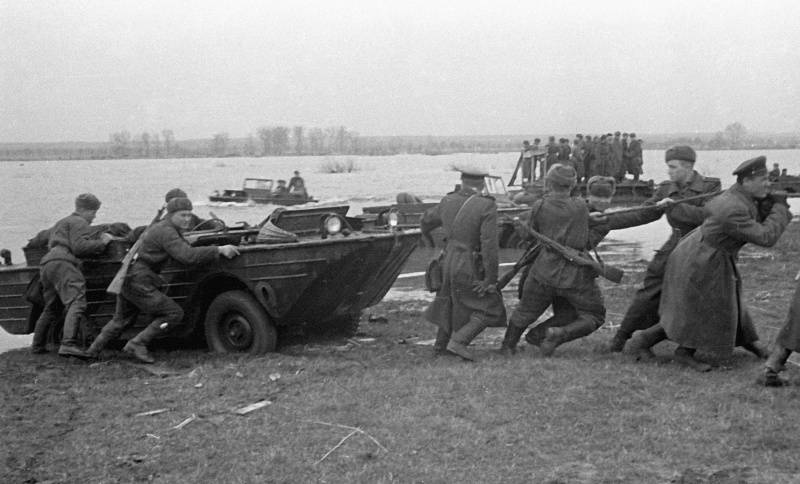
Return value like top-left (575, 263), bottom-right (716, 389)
top-left (604, 190), bottom-right (721, 216)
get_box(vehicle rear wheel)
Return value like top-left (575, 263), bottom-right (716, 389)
top-left (204, 290), bottom-right (276, 354)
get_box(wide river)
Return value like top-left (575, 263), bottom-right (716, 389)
top-left (2, 149), bottom-right (798, 352)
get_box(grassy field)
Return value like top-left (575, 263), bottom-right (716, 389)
top-left (2, 223), bottom-right (800, 483)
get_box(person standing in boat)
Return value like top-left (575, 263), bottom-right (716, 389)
top-left (31, 193), bottom-right (114, 357)
top-left (626, 133), bottom-right (643, 182)
top-left (628, 156), bottom-right (789, 371)
top-left (611, 131), bottom-right (624, 181)
top-left (273, 180), bottom-right (290, 198)
top-left (517, 140), bottom-right (534, 185)
top-left (87, 197), bottom-right (240, 363)
top-left (421, 168), bottom-right (506, 361)
top-left (288, 170), bottom-right (307, 198)
top-left (603, 146), bottom-right (721, 354)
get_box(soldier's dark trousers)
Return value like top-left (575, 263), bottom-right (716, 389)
top-left (32, 260), bottom-right (88, 348)
top-left (615, 249), bottom-right (670, 342)
top-left (451, 314), bottom-right (487, 346)
top-left (510, 276), bottom-right (605, 341)
top-left (95, 281), bottom-right (184, 348)
top-left (524, 296), bottom-right (574, 346)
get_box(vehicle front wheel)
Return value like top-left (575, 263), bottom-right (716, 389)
top-left (204, 290), bottom-right (277, 354)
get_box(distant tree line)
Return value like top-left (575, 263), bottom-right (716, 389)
top-left (0, 122), bottom-right (797, 161)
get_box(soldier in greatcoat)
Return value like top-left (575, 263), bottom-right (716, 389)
top-left (629, 156), bottom-right (790, 371)
top-left (31, 194), bottom-right (114, 357)
top-left (87, 197), bottom-right (240, 363)
top-left (763, 280), bottom-right (800, 386)
top-left (593, 135), bottom-right (614, 177)
top-left (611, 131), bottom-right (624, 181)
top-left (499, 164), bottom-right (606, 357)
top-left (626, 133), bottom-right (643, 182)
top-left (421, 169), bottom-right (506, 361)
top-left (604, 146), bottom-right (721, 353)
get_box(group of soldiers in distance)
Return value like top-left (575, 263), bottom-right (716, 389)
top-left (516, 132), bottom-right (643, 187)
top-left (422, 147), bottom-right (798, 387)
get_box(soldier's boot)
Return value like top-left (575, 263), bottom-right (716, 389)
top-left (123, 325), bottom-right (161, 364)
top-left (742, 341), bottom-right (770, 360)
top-left (604, 330), bottom-right (630, 353)
top-left (673, 346), bottom-right (712, 372)
top-left (86, 327), bottom-right (118, 359)
top-left (524, 327), bottom-right (545, 347)
top-left (31, 319), bottom-right (50, 354)
top-left (432, 327), bottom-right (451, 358)
top-left (762, 346), bottom-right (792, 387)
top-left (447, 316), bottom-right (486, 361)
top-left (540, 319), bottom-right (595, 357)
top-left (628, 325), bottom-right (667, 361)
top-left (498, 324), bottom-right (526, 356)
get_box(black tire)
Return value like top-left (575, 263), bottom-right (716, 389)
top-left (204, 290), bottom-right (277, 354)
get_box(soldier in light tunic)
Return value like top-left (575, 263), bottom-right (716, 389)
top-left (87, 197), bottom-right (240, 363)
top-left (31, 194), bottom-right (113, 357)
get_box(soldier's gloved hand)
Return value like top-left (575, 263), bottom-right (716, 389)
top-left (655, 197), bottom-right (675, 209)
top-left (769, 191), bottom-right (789, 206)
top-left (472, 280), bottom-right (497, 296)
top-left (589, 211), bottom-right (608, 225)
top-left (218, 244), bottom-right (240, 259)
top-left (100, 232), bottom-right (114, 244)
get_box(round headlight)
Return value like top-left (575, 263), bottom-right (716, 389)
top-left (387, 210), bottom-right (399, 228)
top-left (324, 215), bottom-right (342, 235)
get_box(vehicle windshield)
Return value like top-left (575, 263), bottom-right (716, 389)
top-left (244, 179), bottom-right (273, 191)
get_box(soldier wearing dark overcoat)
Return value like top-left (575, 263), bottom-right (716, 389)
top-left (543, 136), bottom-right (559, 179)
top-left (421, 169), bottom-right (506, 361)
top-left (593, 135), bottom-right (614, 177)
top-left (611, 132), bottom-right (624, 180)
top-left (630, 156), bottom-right (790, 371)
top-left (87, 197), bottom-right (240, 363)
top-left (605, 146), bottom-right (721, 353)
top-left (763, 280), bottom-right (800, 386)
top-left (626, 133), bottom-right (643, 182)
top-left (499, 164), bottom-right (605, 357)
top-left (31, 194), bottom-right (113, 357)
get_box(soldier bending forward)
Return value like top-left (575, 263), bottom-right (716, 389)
top-left (88, 197), bottom-right (239, 363)
top-left (500, 164), bottom-right (604, 357)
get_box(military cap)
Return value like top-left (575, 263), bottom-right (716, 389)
top-left (166, 197), bottom-right (193, 213)
top-left (277, 179), bottom-right (287, 184)
top-left (665, 145), bottom-right (696, 163)
top-left (545, 163), bottom-right (577, 187)
top-left (164, 188), bottom-right (188, 202)
top-left (75, 193), bottom-right (101, 211)
top-left (732, 156), bottom-right (768, 177)
top-left (459, 167), bottom-right (488, 182)
top-left (614, 131), bottom-right (620, 136)
top-left (587, 176), bottom-right (616, 198)
top-left (630, 133), bottom-right (636, 137)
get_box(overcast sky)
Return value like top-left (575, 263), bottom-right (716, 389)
top-left (2, 0), bottom-right (799, 142)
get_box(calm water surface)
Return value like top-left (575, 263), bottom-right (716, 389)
top-left (2, 149), bottom-right (797, 352)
